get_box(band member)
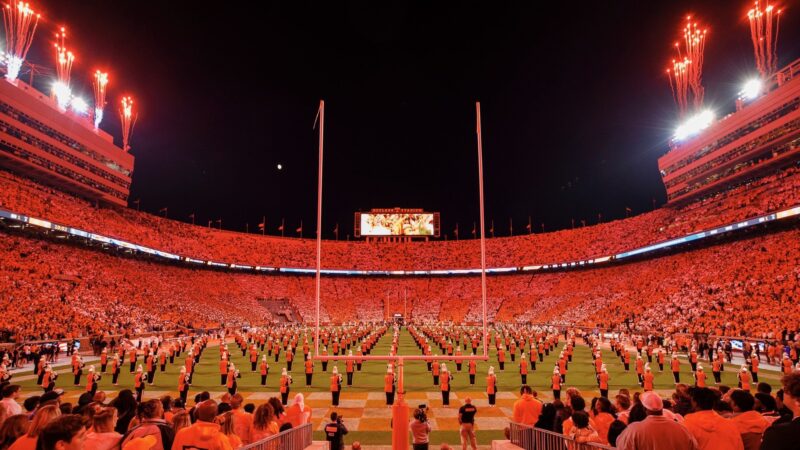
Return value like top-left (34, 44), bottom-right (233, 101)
top-left (750, 353), bottom-right (759, 383)
top-left (134, 365), bottom-right (147, 402)
top-left (487, 366), bottom-right (497, 406)
top-left (146, 352), bottom-right (156, 385)
top-left (519, 354), bottom-right (528, 385)
top-left (738, 365), bottom-right (752, 392)
top-left (643, 364), bottom-right (654, 391)
top-left (598, 365), bottom-right (609, 398)
top-left (657, 348), bottom-right (665, 372)
top-left (286, 348), bottom-right (294, 372)
top-left (250, 345), bottom-right (259, 372)
top-left (41, 365), bottom-right (57, 393)
top-left (432, 357), bottom-right (440, 385)
top-left (345, 351), bottom-right (355, 386)
top-left (178, 366), bottom-right (191, 404)
top-left (72, 355), bottom-right (84, 386)
top-left (86, 365), bottom-right (101, 397)
top-left (260, 355), bottom-right (270, 386)
top-left (712, 358), bottom-right (722, 384)
top-left (671, 354), bottom-right (681, 384)
top-left (100, 349), bottom-right (108, 373)
top-left (159, 350), bottom-right (167, 372)
top-left (129, 347), bottom-right (137, 373)
top-left (321, 347), bottom-right (328, 372)
top-left (330, 366), bottom-right (343, 406)
top-left (304, 356), bottom-right (314, 386)
top-left (220, 354), bottom-right (229, 386)
top-left (111, 355), bottom-right (121, 385)
top-left (226, 363), bottom-right (240, 395)
top-left (551, 367), bottom-right (561, 401)
top-left (384, 366), bottom-right (396, 406)
top-left (280, 368), bottom-right (293, 406)
top-left (468, 356), bottom-right (477, 385)
top-left (441, 364), bottom-right (453, 407)
top-left (36, 356), bottom-right (46, 385)
top-left (498, 346), bottom-right (506, 371)
top-left (694, 364), bottom-right (707, 388)
top-left (635, 355), bottom-right (645, 384)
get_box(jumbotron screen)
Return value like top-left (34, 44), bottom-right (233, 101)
top-left (355, 209), bottom-right (440, 237)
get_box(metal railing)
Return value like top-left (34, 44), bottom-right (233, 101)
top-left (509, 422), bottom-right (613, 450)
top-left (240, 423), bottom-right (314, 450)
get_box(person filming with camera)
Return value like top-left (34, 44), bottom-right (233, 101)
top-left (411, 405), bottom-right (432, 450)
top-left (324, 412), bottom-right (348, 450)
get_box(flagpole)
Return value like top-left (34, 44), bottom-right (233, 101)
top-left (314, 100), bottom-right (324, 358)
top-left (476, 101), bottom-right (488, 360)
top-left (263, 215), bottom-right (266, 235)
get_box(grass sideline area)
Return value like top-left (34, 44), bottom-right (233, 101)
top-left (11, 328), bottom-right (783, 445)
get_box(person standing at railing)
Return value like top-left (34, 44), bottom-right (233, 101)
top-left (512, 385), bottom-right (542, 426)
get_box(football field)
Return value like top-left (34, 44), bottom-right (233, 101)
top-left (12, 329), bottom-right (783, 446)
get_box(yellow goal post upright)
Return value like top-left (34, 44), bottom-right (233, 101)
top-left (311, 100), bottom-right (490, 450)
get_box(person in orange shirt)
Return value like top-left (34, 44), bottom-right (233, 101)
top-left (498, 346), bottom-right (506, 371)
top-left (671, 354), bottom-right (681, 384)
top-left (178, 366), bottom-right (191, 404)
top-left (146, 352), bottom-right (156, 385)
top-left (598, 365), bottom-right (610, 398)
top-left (128, 347), bottom-right (137, 373)
top-left (345, 351), bottom-right (355, 386)
top-left (384, 366), bottom-right (395, 406)
top-left (330, 366), bottom-right (343, 406)
top-left (694, 364), bottom-right (707, 388)
top-left (512, 385), bottom-right (543, 425)
top-left (551, 367), bottom-right (561, 400)
top-left (432, 357), bottom-right (440, 385)
top-left (738, 365), bottom-right (752, 392)
top-left (657, 348), bottom-right (665, 372)
top-left (441, 363), bottom-right (453, 407)
top-left (172, 400), bottom-right (234, 450)
top-left (486, 366), bottom-right (497, 407)
top-left (284, 393), bottom-right (312, 428)
top-left (279, 367), bottom-right (293, 406)
top-left (249, 346), bottom-right (258, 372)
top-left (683, 387), bottom-right (744, 450)
top-left (303, 356), bottom-right (314, 386)
top-left (712, 358), bottom-right (722, 384)
top-left (519, 354), bottom-right (529, 385)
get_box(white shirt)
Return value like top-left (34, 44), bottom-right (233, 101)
top-left (1, 397), bottom-right (22, 416)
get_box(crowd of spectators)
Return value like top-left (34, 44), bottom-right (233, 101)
top-left (1, 165), bottom-right (798, 272)
top-left (0, 383), bottom-right (318, 450)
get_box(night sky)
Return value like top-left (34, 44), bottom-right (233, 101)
top-left (23, 1), bottom-right (800, 238)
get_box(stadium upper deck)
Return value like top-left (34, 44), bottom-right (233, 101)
top-left (0, 78), bottom-right (133, 207)
top-left (659, 58), bottom-right (800, 204)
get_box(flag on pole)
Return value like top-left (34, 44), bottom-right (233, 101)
top-left (333, 223), bottom-right (339, 240)
top-left (490, 219), bottom-right (495, 238)
top-left (509, 217), bottom-right (513, 236)
top-left (453, 223), bottom-right (459, 239)
top-left (526, 216), bottom-right (532, 232)
top-left (296, 220), bottom-right (303, 235)
top-left (471, 222), bottom-right (477, 238)
top-left (258, 216), bottom-right (266, 234)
